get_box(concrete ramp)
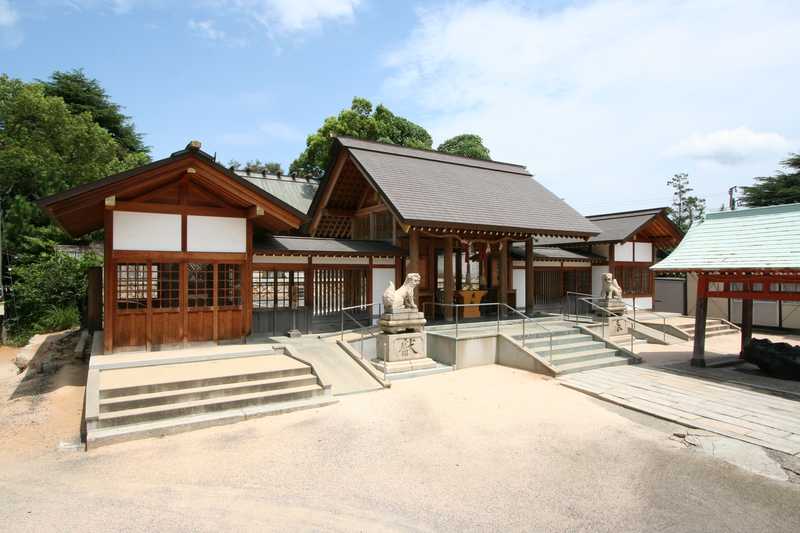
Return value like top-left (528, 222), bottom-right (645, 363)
top-left (276, 337), bottom-right (384, 396)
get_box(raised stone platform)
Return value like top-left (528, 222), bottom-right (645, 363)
top-left (378, 311), bottom-right (427, 334)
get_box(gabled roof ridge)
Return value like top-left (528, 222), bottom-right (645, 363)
top-left (586, 207), bottom-right (667, 220)
top-left (705, 202), bottom-right (800, 220)
top-left (336, 136), bottom-right (532, 176)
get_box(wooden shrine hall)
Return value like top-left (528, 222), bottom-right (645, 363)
top-left (652, 204), bottom-right (800, 367)
top-left (40, 138), bottom-right (601, 352)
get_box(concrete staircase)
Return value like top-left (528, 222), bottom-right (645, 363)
top-left (674, 319), bottom-right (738, 341)
top-left (515, 321), bottom-right (639, 374)
top-left (86, 350), bottom-right (336, 449)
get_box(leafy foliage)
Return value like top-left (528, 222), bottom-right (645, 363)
top-left (1, 73), bottom-right (148, 340)
top-left (40, 69), bottom-right (147, 155)
top-left (6, 252), bottom-right (100, 339)
top-left (666, 173), bottom-right (705, 232)
top-left (740, 153), bottom-right (800, 207)
top-left (290, 97), bottom-right (433, 177)
top-left (437, 134), bottom-right (491, 160)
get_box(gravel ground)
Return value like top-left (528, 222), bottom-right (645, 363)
top-left (1, 364), bottom-right (799, 532)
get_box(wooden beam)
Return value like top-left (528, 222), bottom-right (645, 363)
top-left (115, 201), bottom-right (246, 218)
top-left (741, 299), bottom-right (753, 356)
top-left (309, 152), bottom-right (348, 236)
top-left (409, 228), bottom-right (420, 307)
top-left (323, 207), bottom-right (352, 218)
top-left (444, 237), bottom-right (454, 320)
top-left (525, 237), bottom-right (535, 314)
top-left (104, 195), bottom-right (116, 209)
top-left (691, 275), bottom-right (708, 367)
top-left (103, 209), bottom-right (114, 354)
top-left (499, 238), bottom-right (509, 308)
top-left (354, 203), bottom-right (388, 217)
top-left (247, 205), bottom-right (265, 219)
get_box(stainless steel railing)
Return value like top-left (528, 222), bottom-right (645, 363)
top-left (576, 297), bottom-right (638, 353)
top-left (339, 302), bottom-right (386, 381)
top-left (422, 301), bottom-right (556, 361)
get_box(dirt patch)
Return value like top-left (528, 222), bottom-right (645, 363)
top-left (0, 331), bottom-right (88, 458)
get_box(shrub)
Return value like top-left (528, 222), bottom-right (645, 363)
top-left (6, 251), bottom-right (101, 341)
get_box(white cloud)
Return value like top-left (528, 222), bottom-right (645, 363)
top-left (0, 0), bottom-right (22, 47)
top-left (667, 127), bottom-right (792, 165)
top-left (383, 0), bottom-right (800, 213)
top-left (188, 18), bottom-right (226, 41)
top-left (218, 120), bottom-right (303, 146)
top-left (0, 0), bottom-right (18, 27)
top-left (226, 0), bottom-right (361, 33)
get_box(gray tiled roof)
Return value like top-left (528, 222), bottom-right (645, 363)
top-left (254, 235), bottom-right (403, 255)
top-left (538, 207), bottom-right (666, 245)
top-left (509, 243), bottom-right (601, 262)
top-left (237, 171), bottom-right (319, 214)
top-left (337, 137), bottom-right (599, 238)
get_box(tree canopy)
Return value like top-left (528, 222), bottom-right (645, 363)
top-left (39, 69), bottom-right (147, 155)
top-left (1, 74), bottom-right (148, 339)
top-left (437, 134), bottom-right (491, 160)
top-left (666, 172), bottom-right (705, 232)
top-left (229, 160), bottom-right (285, 176)
top-left (289, 97), bottom-right (433, 177)
top-left (740, 153), bottom-right (800, 207)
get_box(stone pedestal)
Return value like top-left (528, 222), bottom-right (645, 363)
top-left (372, 331), bottom-right (436, 373)
top-left (378, 311), bottom-right (426, 334)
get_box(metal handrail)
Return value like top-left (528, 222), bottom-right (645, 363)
top-left (563, 291), bottom-right (593, 319)
top-left (710, 316), bottom-right (742, 332)
top-left (578, 296), bottom-right (668, 341)
top-left (423, 301), bottom-right (556, 361)
top-left (577, 297), bottom-right (638, 353)
top-left (339, 302), bottom-right (382, 340)
top-left (339, 302), bottom-right (387, 382)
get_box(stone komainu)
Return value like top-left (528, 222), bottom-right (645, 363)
top-left (382, 273), bottom-right (421, 312)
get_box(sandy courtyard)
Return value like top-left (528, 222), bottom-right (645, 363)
top-left (1, 360), bottom-right (799, 532)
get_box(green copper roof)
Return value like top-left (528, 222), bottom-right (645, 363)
top-left (651, 203), bottom-right (800, 272)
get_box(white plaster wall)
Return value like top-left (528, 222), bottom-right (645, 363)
top-left (782, 302), bottom-right (800, 329)
top-left (591, 265), bottom-right (610, 298)
top-left (512, 269), bottom-right (525, 309)
top-left (187, 215), bottom-right (246, 253)
top-left (613, 242), bottom-right (633, 262)
top-left (731, 300), bottom-right (779, 327)
top-left (372, 268), bottom-right (395, 323)
top-left (634, 242), bottom-right (653, 262)
top-left (113, 211), bottom-right (181, 251)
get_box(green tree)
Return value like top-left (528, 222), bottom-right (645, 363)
top-left (40, 69), bottom-right (148, 155)
top-left (740, 153), bottom-right (800, 207)
top-left (666, 173), bottom-right (705, 231)
top-left (1, 74), bottom-right (147, 339)
top-left (437, 134), bottom-right (491, 160)
top-left (290, 97), bottom-right (432, 177)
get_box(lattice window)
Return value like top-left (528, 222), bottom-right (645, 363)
top-left (116, 263), bottom-right (148, 310)
top-left (292, 271), bottom-right (305, 308)
top-left (151, 263), bottom-right (180, 310)
top-left (275, 271), bottom-right (290, 308)
top-left (253, 270), bottom-right (275, 309)
top-left (613, 265), bottom-right (652, 296)
top-left (188, 263), bottom-right (214, 308)
top-left (217, 264), bottom-right (242, 308)
top-left (352, 216), bottom-right (370, 240)
top-left (373, 211), bottom-right (394, 241)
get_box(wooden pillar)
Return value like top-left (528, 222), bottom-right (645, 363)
top-left (444, 237), bottom-right (454, 320)
top-left (741, 298), bottom-right (754, 356)
top-left (499, 239), bottom-right (509, 308)
top-left (525, 238), bottom-right (535, 315)
top-left (692, 274), bottom-right (708, 367)
top-left (103, 208), bottom-right (114, 354)
top-left (408, 228), bottom-right (419, 306)
top-left (242, 220), bottom-right (253, 338)
top-left (86, 267), bottom-right (102, 333)
top-left (455, 248), bottom-right (463, 291)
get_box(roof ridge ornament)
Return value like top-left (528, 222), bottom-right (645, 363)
top-left (186, 140), bottom-right (202, 151)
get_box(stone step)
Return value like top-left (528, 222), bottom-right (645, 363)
top-left (525, 339), bottom-right (606, 356)
top-left (548, 347), bottom-right (620, 365)
top-left (96, 384), bottom-right (324, 428)
top-left (607, 335), bottom-right (649, 348)
top-left (519, 333), bottom-right (591, 347)
top-left (100, 365), bottom-right (311, 399)
top-left (99, 374), bottom-right (319, 413)
top-left (683, 324), bottom-right (734, 334)
top-left (556, 355), bottom-right (635, 375)
top-left (87, 396), bottom-right (338, 449)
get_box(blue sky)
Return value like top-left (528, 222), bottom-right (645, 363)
top-left (2, 1), bottom-right (799, 215)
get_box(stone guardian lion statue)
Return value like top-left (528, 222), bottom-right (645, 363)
top-left (600, 272), bottom-right (623, 300)
top-left (383, 273), bottom-right (421, 312)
